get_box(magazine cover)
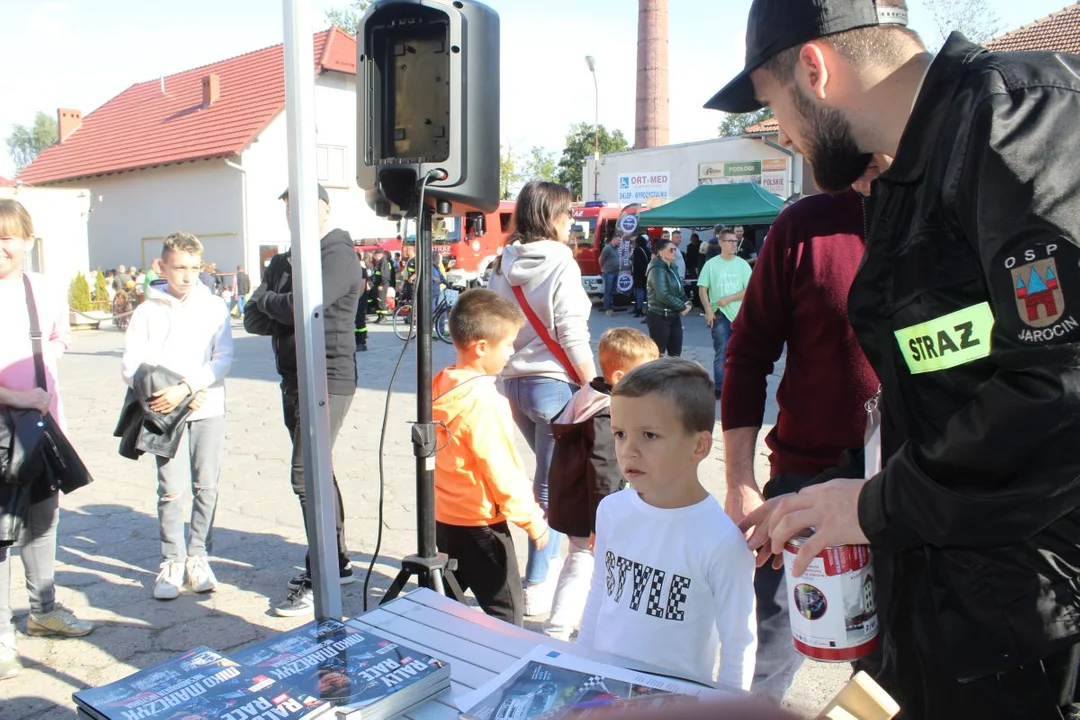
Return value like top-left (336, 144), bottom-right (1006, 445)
top-left (232, 618), bottom-right (448, 710)
top-left (457, 647), bottom-right (728, 720)
top-left (72, 647), bottom-right (328, 720)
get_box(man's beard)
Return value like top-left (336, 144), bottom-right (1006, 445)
top-left (791, 86), bottom-right (872, 193)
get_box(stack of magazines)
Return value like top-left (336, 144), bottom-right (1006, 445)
top-left (73, 647), bottom-right (329, 719)
top-left (233, 618), bottom-right (451, 719)
top-left (72, 620), bottom-right (450, 720)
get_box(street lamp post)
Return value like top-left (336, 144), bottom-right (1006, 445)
top-left (585, 55), bottom-right (599, 201)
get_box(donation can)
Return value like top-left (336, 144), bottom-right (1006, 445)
top-left (783, 530), bottom-right (879, 662)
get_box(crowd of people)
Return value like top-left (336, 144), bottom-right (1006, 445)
top-left (5, 0), bottom-right (1080, 716)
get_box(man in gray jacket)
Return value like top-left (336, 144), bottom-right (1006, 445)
top-left (599, 235), bottom-right (622, 317)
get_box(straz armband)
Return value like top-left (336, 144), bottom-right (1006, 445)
top-left (893, 303), bottom-right (994, 374)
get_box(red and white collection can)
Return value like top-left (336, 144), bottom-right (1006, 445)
top-left (782, 530), bottom-right (879, 662)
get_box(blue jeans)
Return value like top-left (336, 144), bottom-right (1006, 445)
top-left (234, 294), bottom-right (246, 316)
top-left (602, 272), bottom-right (618, 311)
top-left (633, 287), bottom-right (646, 314)
top-left (503, 376), bottom-right (571, 585)
top-left (711, 312), bottom-right (733, 395)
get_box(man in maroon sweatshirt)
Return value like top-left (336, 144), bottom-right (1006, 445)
top-left (720, 157), bottom-right (887, 701)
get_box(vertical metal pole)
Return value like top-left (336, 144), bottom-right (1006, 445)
top-left (283, 0), bottom-right (341, 621)
top-left (414, 206), bottom-right (437, 560)
top-left (592, 67), bottom-right (600, 201)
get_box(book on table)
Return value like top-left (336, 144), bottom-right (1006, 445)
top-left (72, 646), bottom-right (329, 720)
top-left (457, 646), bottom-right (733, 720)
top-left (231, 617), bottom-right (451, 720)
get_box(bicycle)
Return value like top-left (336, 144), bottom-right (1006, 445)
top-left (393, 286), bottom-right (462, 344)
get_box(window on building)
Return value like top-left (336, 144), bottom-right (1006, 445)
top-left (316, 144), bottom-right (348, 187)
top-left (25, 237), bottom-right (43, 273)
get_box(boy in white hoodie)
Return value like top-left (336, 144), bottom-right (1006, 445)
top-left (121, 233), bottom-right (234, 600)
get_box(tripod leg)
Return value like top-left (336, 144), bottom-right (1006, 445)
top-left (380, 568), bottom-right (414, 605)
top-left (442, 568), bottom-right (467, 604)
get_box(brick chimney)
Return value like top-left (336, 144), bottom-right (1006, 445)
top-left (202, 73), bottom-right (221, 108)
top-left (57, 108), bottom-right (82, 143)
top-left (635, 0), bottom-right (670, 149)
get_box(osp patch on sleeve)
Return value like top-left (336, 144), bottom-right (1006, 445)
top-left (894, 303), bottom-right (994, 374)
top-left (1001, 240), bottom-right (1080, 344)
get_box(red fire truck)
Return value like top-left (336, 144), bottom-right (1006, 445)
top-left (570, 201), bottom-right (661, 297)
top-left (402, 200), bottom-right (516, 287)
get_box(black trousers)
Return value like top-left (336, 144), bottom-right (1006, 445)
top-left (883, 582), bottom-right (1080, 719)
top-left (282, 385), bottom-right (352, 574)
top-left (354, 298), bottom-right (367, 346)
top-left (436, 521), bottom-right (523, 627)
top-left (646, 311), bottom-right (683, 357)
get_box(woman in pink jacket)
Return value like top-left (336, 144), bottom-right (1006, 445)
top-left (0, 199), bottom-right (93, 681)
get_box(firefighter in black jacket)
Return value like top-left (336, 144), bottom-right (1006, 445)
top-left (710, 1), bottom-right (1080, 716)
top-left (243, 184), bottom-right (363, 617)
top-left (370, 248), bottom-right (392, 323)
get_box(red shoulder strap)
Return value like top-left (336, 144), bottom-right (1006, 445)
top-left (511, 285), bottom-right (582, 386)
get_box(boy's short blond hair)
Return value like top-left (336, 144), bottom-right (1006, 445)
top-left (598, 328), bottom-right (659, 383)
top-left (448, 288), bottom-right (525, 348)
top-left (162, 232), bottom-right (204, 260)
top-left (612, 357), bottom-right (715, 434)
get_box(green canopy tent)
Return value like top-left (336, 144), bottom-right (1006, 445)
top-left (637, 182), bottom-right (785, 228)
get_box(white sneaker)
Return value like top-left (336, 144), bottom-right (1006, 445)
top-left (153, 560), bottom-right (184, 600)
top-left (26, 604), bottom-right (93, 637)
top-left (185, 556), bottom-right (218, 594)
top-left (0, 635), bottom-right (21, 680)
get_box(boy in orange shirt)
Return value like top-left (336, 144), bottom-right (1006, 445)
top-left (433, 289), bottom-right (549, 626)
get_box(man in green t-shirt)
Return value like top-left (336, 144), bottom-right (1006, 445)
top-left (143, 258), bottom-right (161, 291)
top-left (698, 228), bottom-right (753, 399)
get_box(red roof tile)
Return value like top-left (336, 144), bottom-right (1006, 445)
top-left (984, 3), bottom-right (1080, 53)
top-left (744, 117), bottom-right (779, 134)
top-left (0, 177), bottom-right (15, 187)
top-left (20, 28), bottom-right (356, 185)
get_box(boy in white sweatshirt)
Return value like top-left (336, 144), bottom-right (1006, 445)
top-left (578, 357), bottom-right (757, 689)
top-left (121, 233), bottom-right (234, 600)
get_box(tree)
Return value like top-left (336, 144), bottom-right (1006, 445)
top-left (6, 111), bottom-right (58, 173)
top-left (557, 123), bottom-right (631, 200)
top-left (522, 146), bottom-right (558, 184)
top-left (69, 272), bottom-right (92, 312)
top-left (92, 269), bottom-right (109, 303)
top-left (718, 107), bottom-right (775, 138)
top-left (325, 0), bottom-right (372, 34)
top-left (500, 146), bottom-right (525, 200)
top-left (921, 0), bottom-right (1002, 46)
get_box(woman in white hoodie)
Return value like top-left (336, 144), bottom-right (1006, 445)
top-left (488, 182), bottom-right (597, 616)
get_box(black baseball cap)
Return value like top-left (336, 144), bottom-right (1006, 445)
top-left (279, 183), bottom-right (330, 204)
top-left (704, 0), bottom-right (910, 113)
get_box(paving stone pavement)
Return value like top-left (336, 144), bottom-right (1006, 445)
top-left (0, 308), bottom-right (848, 718)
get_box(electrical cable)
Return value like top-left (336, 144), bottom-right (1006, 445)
top-left (362, 171), bottom-right (436, 612)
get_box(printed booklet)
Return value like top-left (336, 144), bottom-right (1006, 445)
top-left (232, 618), bottom-right (451, 720)
top-left (457, 646), bottom-right (731, 720)
top-left (72, 647), bottom-right (329, 720)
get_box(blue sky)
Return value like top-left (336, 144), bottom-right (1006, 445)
top-left (1, 0), bottom-right (1073, 178)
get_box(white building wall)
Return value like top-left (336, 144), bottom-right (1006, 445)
top-left (584, 136), bottom-right (802, 205)
top-left (239, 71), bottom-right (398, 276)
top-left (0, 186), bottom-right (91, 289)
top-left (75, 161), bottom-right (242, 272)
top-left (313, 72), bottom-right (398, 243)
